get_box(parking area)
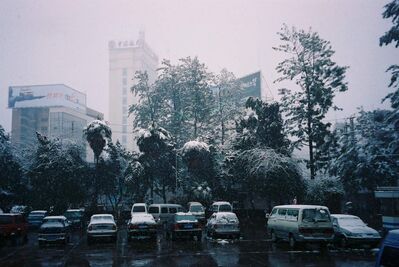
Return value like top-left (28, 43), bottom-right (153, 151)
top-left (0, 225), bottom-right (378, 267)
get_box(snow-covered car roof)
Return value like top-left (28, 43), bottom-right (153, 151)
top-left (188, 202), bottom-right (203, 206)
top-left (132, 203), bottom-right (147, 206)
top-left (274, 205), bottom-right (329, 210)
top-left (174, 212), bottom-right (197, 222)
top-left (212, 201), bottom-right (232, 206)
top-left (130, 213), bottom-right (155, 223)
top-left (44, 216), bottom-right (67, 220)
top-left (214, 212), bottom-right (239, 223)
top-left (331, 214), bottom-right (360, 219)
top-left (66, 209), bottom-right (82, 212)
top-left (90, 214), bottom-right (115, 223)
top-left (30, 210), bottom-right (47, 214)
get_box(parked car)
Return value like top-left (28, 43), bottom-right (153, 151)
top-left (127, 213), bottom-right (157, 241)
top-left (131, 203), bottom-right (148, 217)
top-left (267, 205), bottom-right (334, 248)
top-left (206, 212), bottom-right (240, 239)
top-left (27, 210), bottom-right (48, 229)
top-left (331, 214), bottom-right (381, 248)
top-left (166, 212), bottom-right (202, 241)
top-left (188, 202), bottom-right (206, 224)
top-left (148, 204), bottom-right (184, 227)
top-left (64, 209), bottom-right (84, 229)
top-left (375, 229), bottom-right (399, 267)
top-left (87, 214), bottom-right (117, 244)
top-left (210, 201), bottom-right (233, 214)
top-left (10, 205), bottom-right (29, 217)
top-left (38, 216), bottom-right (71, 246)
top-left (0, 213), bottom-right (28, 244)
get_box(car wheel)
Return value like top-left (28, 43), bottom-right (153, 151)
top-left (289, 235), bottom-right (296, 249)
top-left (340, 236), bottom-right (347, 248)
top-left (23, 234), bottom-right (28, 244)
top-left (271, 230), bottom-right (277, 242)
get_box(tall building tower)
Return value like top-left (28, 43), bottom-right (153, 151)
top-left (108, 32), bottom-right (158, 151)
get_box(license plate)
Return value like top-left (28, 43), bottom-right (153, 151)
top-left (184, 224), bottom-right (193, 229)
top-left (139, 225), bottom-right (148, 229)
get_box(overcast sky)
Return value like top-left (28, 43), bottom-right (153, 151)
top-left (0, 0), bottom-right (398, 132)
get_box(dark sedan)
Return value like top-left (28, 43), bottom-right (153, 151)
top-left (38, 216), bottom-right (71, 246)
top-left (166, 213), bottom-right (202, 241)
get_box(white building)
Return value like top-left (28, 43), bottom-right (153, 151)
top-left (108, 32), bottom-right (158, 151)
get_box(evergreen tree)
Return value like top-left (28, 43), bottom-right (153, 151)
top-left (213, 69), bottom-right (242, 145)
top-left (137, 126), bottom-right (176, 203)
top-left (28, 133), bottom-right (89, 213)
top-left (129, 71), bottom-right (164, 128)
top-left (274, 25), bottom-right (348, 179)
top-left (0, 125), bottom-right (25, 208)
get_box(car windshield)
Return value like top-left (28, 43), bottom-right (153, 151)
top-left (190, 205), bottom-right (204, 212)
top-left (175, 214), bottom-right (196, 222)
top-left (302, 208), bottom-right (330, 222)
top-left (42, 221), bottom-right (65, 227)
top-left (337, 217), bottom-right (366, 227)
top-left (65, 211), bottom-right (82, 219)
top-left (0, 216), bottom-right (13, 224)
top-left (132, 206), bottom-right (146, 212)
top-left (219, 204), bottom-right (232, 212)
top-left (28, 214), bottom-right (45, 219)
top-left (148, 207), bottom-right (159, 214)
top-left (43, 218), bottom-right (64, 224)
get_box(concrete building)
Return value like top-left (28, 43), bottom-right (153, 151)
top-left (108, 31), bottom-right (158, 151)
top-left (8, 84), bottom-right (103, 162)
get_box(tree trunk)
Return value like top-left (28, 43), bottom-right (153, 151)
top-left (162, 184), bottom-right (167, 204)
top-left (306, 86), bottom-right (315, 179)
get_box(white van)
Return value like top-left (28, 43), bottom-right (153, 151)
top-left (210, 201), bottom-right (233, 213)
top-left (267, 205), bottom-right (334, 248)
top-left (131, 203), bottom-right (148, 217)
top-left (148, 204), bottom-right (183, 226)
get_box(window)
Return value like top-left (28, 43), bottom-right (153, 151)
top-left (123, 87), bottom-right (127, 95)
top-left (123, 106), bottom-right (127, 114)
top-left (122, 125), bottom-right (127, 133)
top-left (123, 97), bottom-right (127, 105)
top-left (161, 207), bottom-right (168, 214)
top-left (123, 78), bottom-right (127, 85)
top-left (278, 209), bottom-right (287, 216)
top-left (302, 209), bottom-right (330, 222)
top-left (286, 209), bottom-right (299, 221)
top-left (122, 135), bottom-right (127, 144)
top-left (122, 68), bottom-right (127, 76)
top-left (132, 206), bottom-right (145, 213)
top-left (148, 207), bottom-right (159, 214)
top-left (122, 117), bottom-right (127, 124)
top-left (169, 207), bottom-right (177, 214)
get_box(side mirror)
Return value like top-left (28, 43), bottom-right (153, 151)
top-left (265, 213), bottom-right (270, 219)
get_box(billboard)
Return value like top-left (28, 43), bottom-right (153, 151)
top-left (8, 84), bottom-right (86, 112)
top-left (238, 71), bottom-right (261, 99)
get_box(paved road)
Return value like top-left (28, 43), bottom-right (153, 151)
top-left (0, 227), bottom-right (377, 267)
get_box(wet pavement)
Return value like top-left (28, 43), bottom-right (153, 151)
top-left (0, 226), bottom-right (377, 267)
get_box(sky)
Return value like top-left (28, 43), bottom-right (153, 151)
top-left (0, 0), bottom-right (398, 133)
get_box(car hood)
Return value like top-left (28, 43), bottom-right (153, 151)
top-left (341, 226), bottom-right (379, 235)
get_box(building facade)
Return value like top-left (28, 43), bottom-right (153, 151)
top-left (9, 84), bottom-right (103, 162)
top-left (108, 31), bottom-right (158, 151)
